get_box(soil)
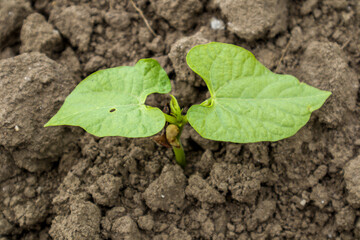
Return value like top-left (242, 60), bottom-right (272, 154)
top-left (0, 0), bottom-right (360, 239)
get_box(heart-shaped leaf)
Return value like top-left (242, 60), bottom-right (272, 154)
top-left (45, 59), bottom-right (171, 137)
top-left (186, 42), bottom-right (331, 143)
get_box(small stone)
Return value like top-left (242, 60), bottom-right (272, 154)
top-left (210, 17), bottom-right (225, 30)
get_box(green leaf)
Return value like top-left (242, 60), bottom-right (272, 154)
top-left (186, 42), bottom-right (331, 143)
top-left (45, 59), bottom-right (171, 137)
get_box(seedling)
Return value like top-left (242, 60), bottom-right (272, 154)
top-left (45, 42), bottom-right (331, 167)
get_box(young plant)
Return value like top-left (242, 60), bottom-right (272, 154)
top-left (45, 42), bottom-right (331, 167)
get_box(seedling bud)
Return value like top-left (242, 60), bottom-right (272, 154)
top-left (166, 124), bottom-right (180, 148)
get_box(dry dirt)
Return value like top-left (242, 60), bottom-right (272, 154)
top-left (1, 0), bottom-right (360, 239)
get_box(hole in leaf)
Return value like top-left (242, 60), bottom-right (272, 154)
top-left (109, 108), bottom-right (116, 113)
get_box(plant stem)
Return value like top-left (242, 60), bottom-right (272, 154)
top-left (165, 94), bottom-right (187, 167)
top-left (172, 140), bottom-right (185, 167)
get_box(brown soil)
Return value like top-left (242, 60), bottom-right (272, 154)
top-left (1, 0), bottom-right (360, 239)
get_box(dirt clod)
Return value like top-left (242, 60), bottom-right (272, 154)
top-left (194, 149), bottom-right (215, 177)
top-left (110, 215), bottom-right (141, 240)
top-left (104, 9), bottom-right (131, 30)
top-left (310, 184), bottom-right (329, 209)
top-left (300, 40), bottom-right (359, 127)
top-left (0, 0), bottom-right (32, 48)
top-left (169, 226), bottom-right (192, 240)
top-left (0, 52), bottom-right (76, 172)
top-left (20, 13), bottom-right (62, 57)
top-left (50, 6), bottom-right (93, 52)
top-left (215, 0), bottom-right (288, 41)
top-left (143, 164), bottom-right (186, 212)
top-left (300, 0), bottom-right (319, 15)
top-left (0, 213), bottom-right (14, 235)
top-left (344, 155), bottom-right (360, 208)
top-left (84, 55), bottom-right (107, 74)
top-left (150, 0), bottom-right (202, 31)
top-left (252, 199), bottom-right (276, 223)
top-left (169, 34), bottom-right (210, 84)
top-left (186, 174), bottom-right (225, 204)
top-left (0, 147), bottom-right (21, 182)
top-left (335, 206), bottom-right (356, 231)
top-left (138, 214), bottom-right (154, 231)
top-left (210, 162), bottom-right (267, 204)
top-left (168, 34), bottom-right (210, 106)
top-left (87, 174), bottom-right (122, 207)
top-left (50, 200), bottom-right (101, 240)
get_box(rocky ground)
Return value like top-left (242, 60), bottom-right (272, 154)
top-left (0, 0), bottom-right (360, 239)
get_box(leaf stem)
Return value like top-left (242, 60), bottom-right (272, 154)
top-left (172, 139), bottom-right (185, 167)
top-left (163, 113), bottom-right (177, 124)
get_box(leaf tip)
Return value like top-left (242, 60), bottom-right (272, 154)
top-left (322, 89), bottom-right (332, 103)
top-left (44, 118), bottom-right (56, 128)
top-left (326, 90), bottom-right (332, 97)
top-left (44, 122), bottom-right (56, 128)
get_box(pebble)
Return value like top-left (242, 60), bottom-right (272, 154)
top-left (210, 17), bottom-right (225, 30)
